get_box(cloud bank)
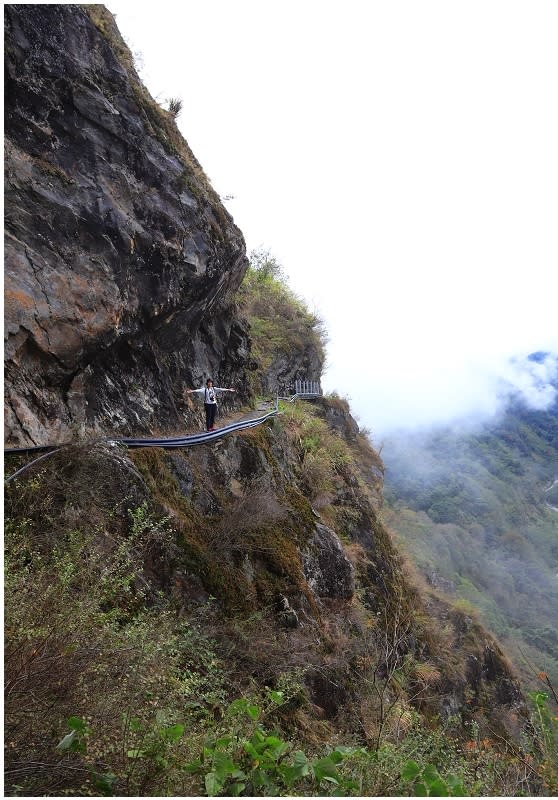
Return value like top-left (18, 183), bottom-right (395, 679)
top-left (324, 350), bottom-right (558, 436)
top-left (499, 352), bottom-right (558, 411)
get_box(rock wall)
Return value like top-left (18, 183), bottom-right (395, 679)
top-left (4, 4), bottom-right (250, 446)
top-left (259, 341), bottom-right (325, 398)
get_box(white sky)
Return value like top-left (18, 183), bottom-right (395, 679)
top-left (107, 0), bottom-right (558, 434)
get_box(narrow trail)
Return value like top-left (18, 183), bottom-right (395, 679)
top-left (4, 391), bottom-right (322, 483)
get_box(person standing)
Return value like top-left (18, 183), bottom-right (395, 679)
top-left (186, 379), bottom-right (236, 431)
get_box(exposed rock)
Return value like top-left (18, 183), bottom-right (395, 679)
top-left (172, 571), bottom-right (210, 608)
top-left (322, 398), bottom-right (360, 441)
top-left (426, 570), bottom-right (457, 595)
top-left (259, 346), bottom-right (324, 398)
top-left (302, 523), bottom-right (355, 599)
top-left (277, 594), bottom-right (300, 628)
top-left (4, 4), bottom-right (250, 446)
top-left (306, 667), bottom-right (350, 720)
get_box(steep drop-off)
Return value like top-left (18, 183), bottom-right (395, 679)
top-left (383, 371), bottom-right (558, 687)
top-left (5, 6), bottom-right (553, 797)
top-left (5, 4), bottom-right (250, 446)
top-left (5, 396), bottom-right (535, 795)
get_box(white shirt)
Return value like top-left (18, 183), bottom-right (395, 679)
top-left (191, 387), bottom-right (229, 404)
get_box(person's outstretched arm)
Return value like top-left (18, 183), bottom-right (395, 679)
top-left (214, 387), bottom-right (236, 393)
top-left (185, 387), bottom-right (205, 394)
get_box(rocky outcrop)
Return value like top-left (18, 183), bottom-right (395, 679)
top-left (4, 4), bottom-right (250, 446)
top-left (259, 343), bottom-right (324, 398)
top-left (302, 523), bottom-right (355, 599)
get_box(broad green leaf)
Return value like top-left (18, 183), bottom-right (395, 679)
top-left (293, 750), bottom-right (309, 766)
top-left (229, 781), bottom-right (246, 796)
top-left (243, 741), bottom-right (259, 759)
top-left (313, 755), bottom-right (341, 783)
top-left (228, 699), bottom-right (249, 715)
top-left (184, 758), bottom-right (203, 774)
top-left (268, 690), bottom-right (284, 704)
top-left (414, 781), bottom-right (429, 796)
top-left (91, 771), bottom-right (117, 797)
top-left (281, 764), bottom-right (309, 786)
top-left (264, 735), bottom-right (282, 747)
top-left (251, 767), bottom-right (273, 788)
top-left (280, 750), bottom-right (310, 786)
top-left (428, 777), bottom-right (450, 796)
top-left (246, 704), bottom-right (260, 720)
top-left (446, 774), bottom-right (466, 796)
top-left (423, 764), bottom-right (441, 783)
top-left (205, 772), bottom-right (223, 797)
top-left (401, 760), bottom-right (421, 781)
top-left (216, 735), bottom-right (232, 749)
top-left (161, 723), bottom-right (184, 742)
top-left (264, 737), bottom-right (290, 760)
top-left (334, 745), bottom-right (359, 756)
top-left (67, 716), bottom-right (88, 733)
top-left (213, 751), bottom-right (237, 779)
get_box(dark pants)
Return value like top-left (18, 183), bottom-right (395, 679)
top-left (204, 403), bottom-right (217, 430)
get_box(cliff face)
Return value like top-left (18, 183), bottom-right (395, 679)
top-left (4, 7), bottom-right (540, 797)
top-left (4, 4), bottom-right (250, 446)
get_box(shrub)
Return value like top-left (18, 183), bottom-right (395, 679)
top-left (237, 250), bottom-right (327, 396)
top-left (167, 97), bottom-right (183, 117)
top-left (186, 693), bottom-right (362, 796)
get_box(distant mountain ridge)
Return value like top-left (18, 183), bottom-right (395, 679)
top-left (383, 355), bottom-right (558, 686)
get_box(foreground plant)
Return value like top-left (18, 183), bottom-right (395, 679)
top-left (185, 693), bottom-right (363, 796)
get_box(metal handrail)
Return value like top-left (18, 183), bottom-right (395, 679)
top-left (4, 387), bottom-right (323, 482)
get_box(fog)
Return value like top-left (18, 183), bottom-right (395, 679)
top-left (337, 350), bottom-right (558, 437)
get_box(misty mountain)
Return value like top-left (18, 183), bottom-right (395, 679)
top-left (383, 355), bottom-right (558, 686)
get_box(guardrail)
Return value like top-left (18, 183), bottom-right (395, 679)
top-left (4, 388), bottom-right (324, 483)
top-left (294, 380), bottom-right (322, 396)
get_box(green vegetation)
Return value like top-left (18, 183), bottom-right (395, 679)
top-left (384, 397), bottom-right (558, 688)
top-left (7, 424), bottom-right (556, 794)
top-left (5, 244), bottom-right (557, 795)
top-left (238, 249), bottom-right (327, 395)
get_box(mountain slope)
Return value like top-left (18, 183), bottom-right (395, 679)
top-left (4, 6), bottom-right (556, 797)
top-left (383, 361), bottom-right (558, 686)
